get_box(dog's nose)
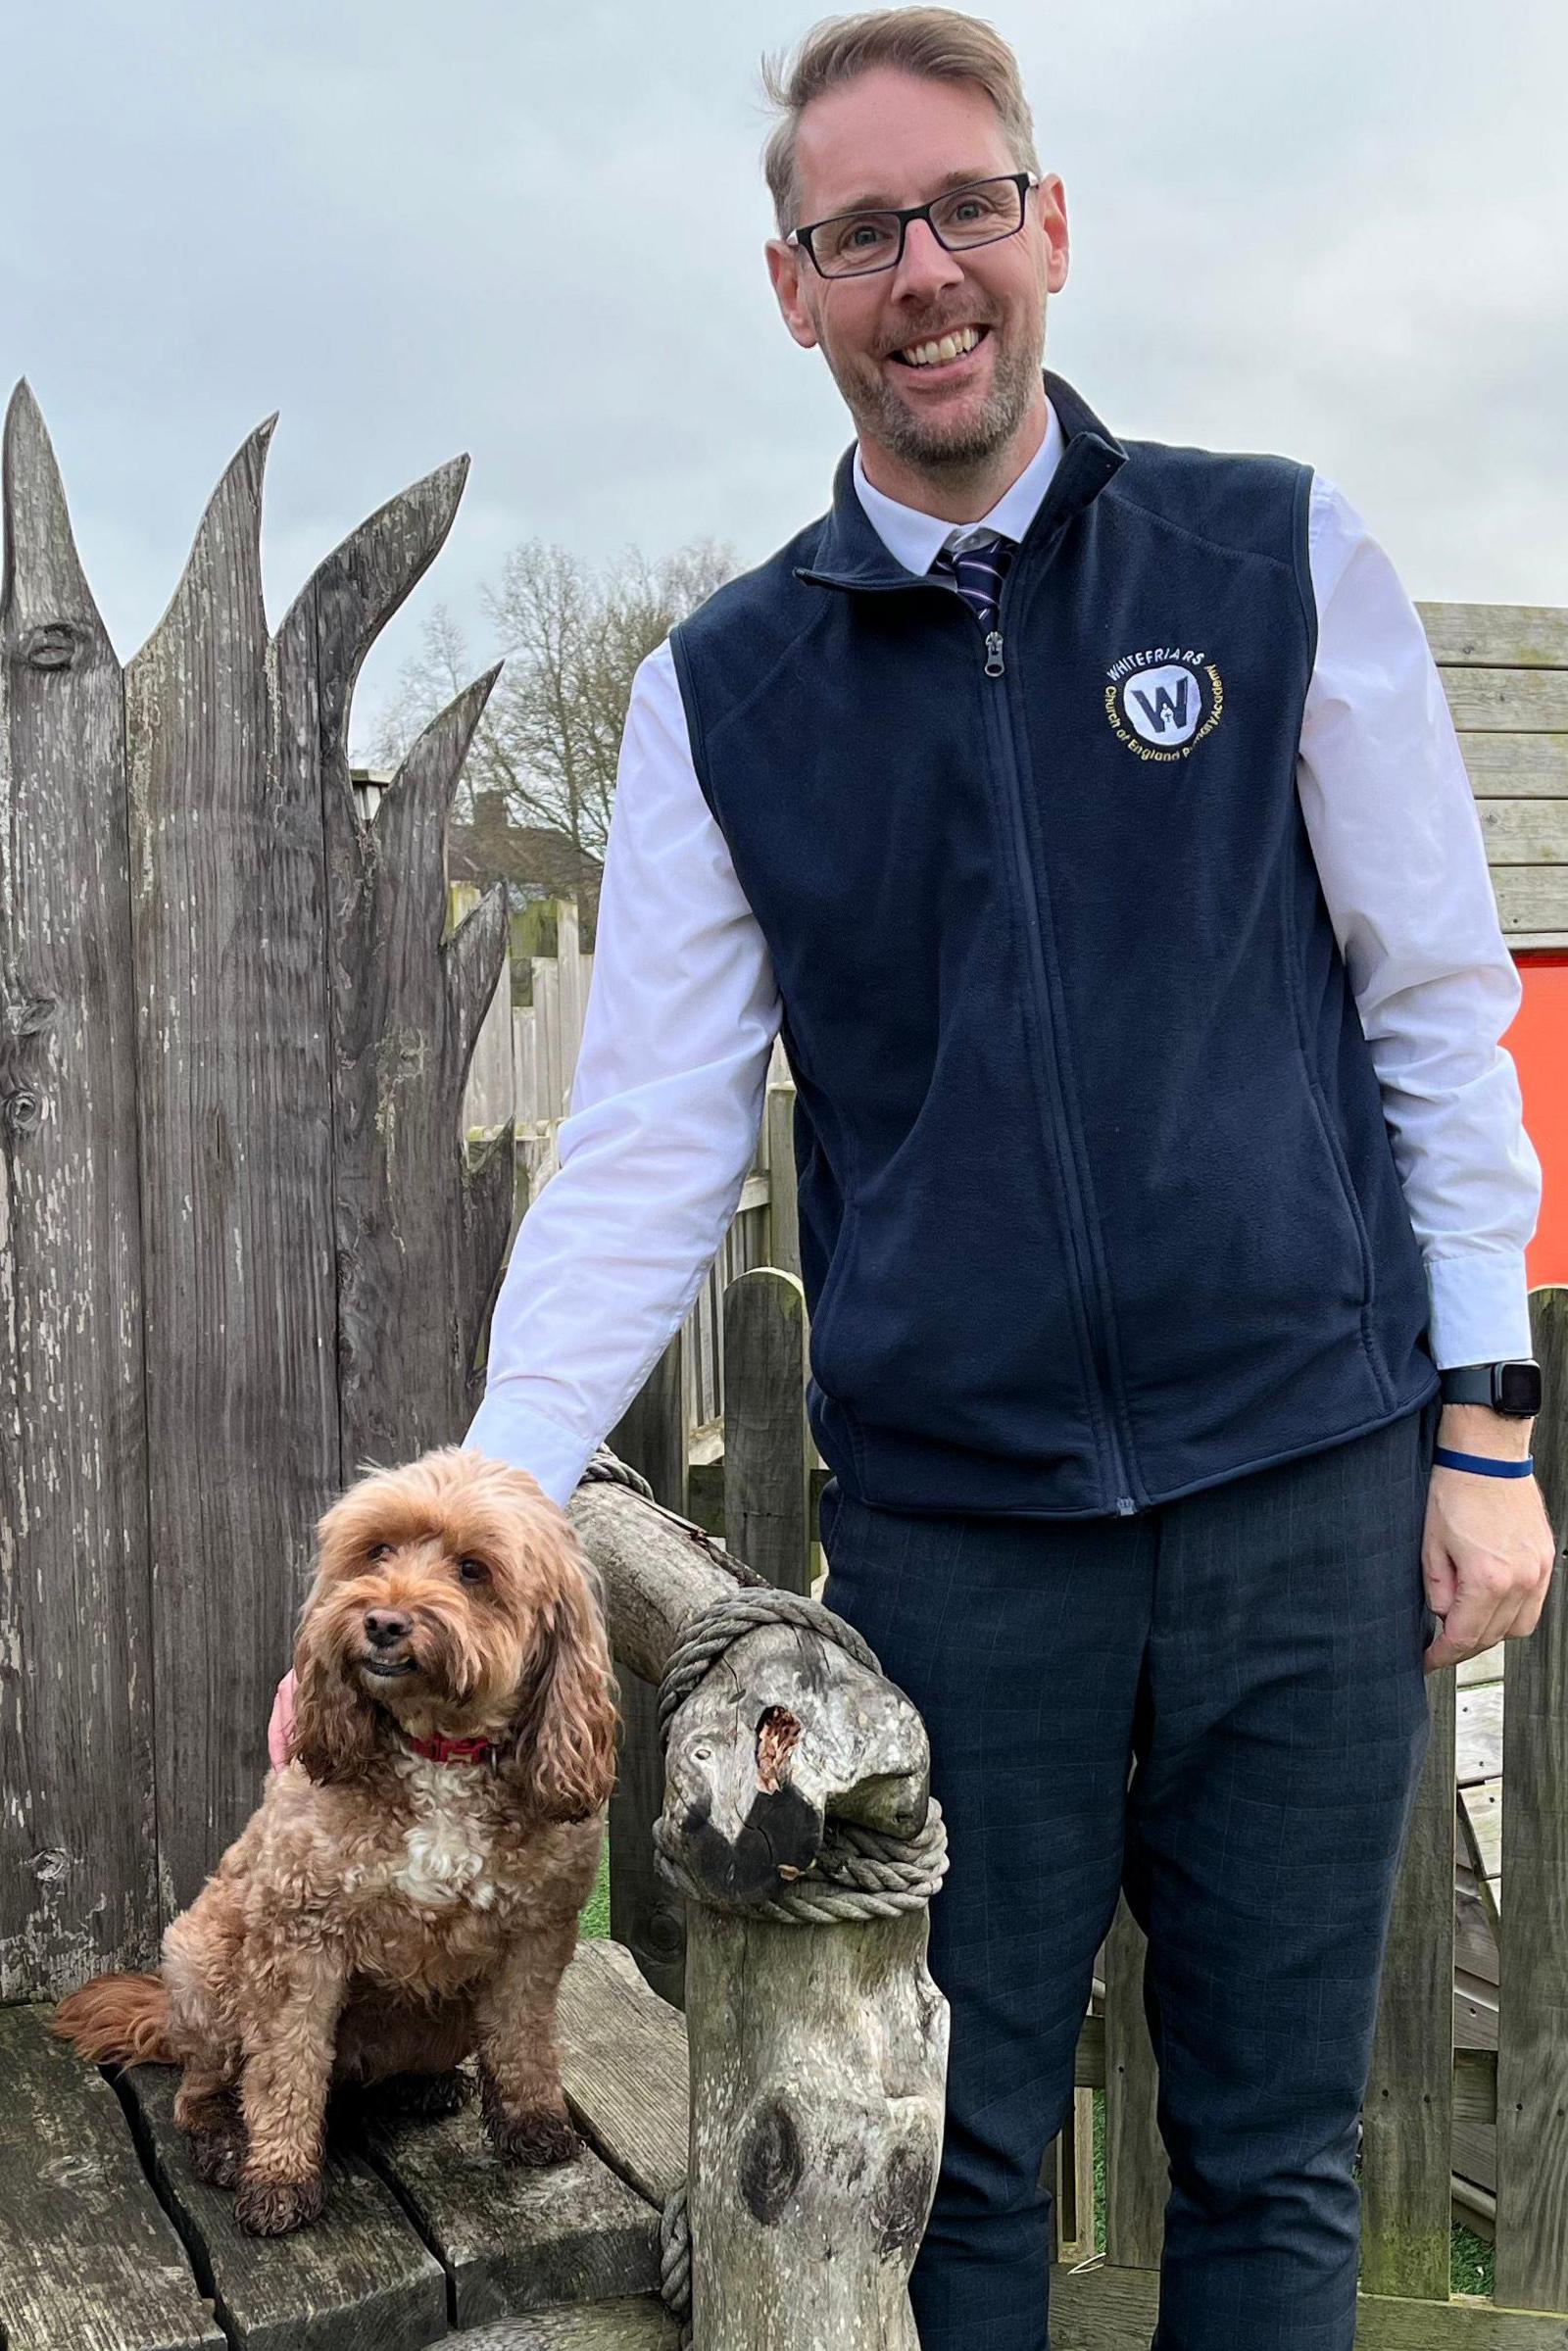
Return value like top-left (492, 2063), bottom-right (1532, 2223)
top-left (364, 1609), bottom-right (412, 1649)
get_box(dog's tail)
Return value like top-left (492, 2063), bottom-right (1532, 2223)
top-left (53, 1971), bottom-right (174, 2065)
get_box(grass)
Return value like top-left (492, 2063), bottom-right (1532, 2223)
top-left (580, 1851), bottom-right (1495, 2302)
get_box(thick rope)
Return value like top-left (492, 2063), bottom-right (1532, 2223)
top-left (581, 1444), bottom-right (950, 2343)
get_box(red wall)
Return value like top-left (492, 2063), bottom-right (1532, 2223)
top-left (1512, 954), bottom-right (1568, 1291)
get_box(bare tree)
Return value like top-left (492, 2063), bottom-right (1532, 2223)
top-left (366, 537), bottom-right (735, 855)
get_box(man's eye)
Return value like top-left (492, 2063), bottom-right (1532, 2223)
top-left (458, 1556), bottom-right (491, 1586)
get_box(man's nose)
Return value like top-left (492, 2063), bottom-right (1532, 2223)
top-left (889, 216), bottom-right (965, 302)
top-left (365, 1608), bottom-right (413, 1649)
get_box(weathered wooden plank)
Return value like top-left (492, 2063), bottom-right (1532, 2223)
top-left (1442, 670), bottom-right (1568, 732)
top-left (125, 417), bottom-right (340, 1913)
top-left (1495, 1289), bottom-right (1568, 2311)
top-left (1492, 869), bottom-right (1568, 936)
top-left (556, 1937), bottom-right (688, 2209)
top-left (763, 1079), bottom-right (801, 1278)
top-left (0, 2005), bottom-right (222, 2351)
top-left (1465, 1779), bottom-right (1503, 1886)
top-left (1476, 801), bottom-right (1568, 864)
top-left (1361, 1666), bottom-right (1455, 2299)
top-left (1458, 1685), bottom-right (1506, 1788)
top-left (1102, 1896), bottom-right (1166, 2271)
top-left (282, 462), bottom-right (513, 1469)
top-left (122, 2062), bottom-right (448, 2351)
top-left (723, 1269), bottom-right (811, 1597)
top-left (0, 382), bottom-right (158, 1995)
top-left (1422, 603), bottom-right (1568, 668)
top-left (1459, 1646), bottom-right (1506, 1689)
top-left (358, 2100), bottom-right (661, 2329)
top-left (1457, 734), bottom-right (1568, 798)
top-left (606, 1332), bottom-right (689, 2011)
top-left (428, 2301), bottom-right (678, 2348)
top-left (1048, 2261), bottom-right (1568, 2346)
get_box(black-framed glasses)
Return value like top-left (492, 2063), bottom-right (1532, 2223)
top-left (787, 171), bottom-right (1039, 280)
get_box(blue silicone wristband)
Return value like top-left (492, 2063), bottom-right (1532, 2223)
top-left (1433, 1445), bottom-right (1534, 1479)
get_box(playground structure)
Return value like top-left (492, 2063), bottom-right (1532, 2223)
top-left (1, 383), bottom-right (1566, 2344)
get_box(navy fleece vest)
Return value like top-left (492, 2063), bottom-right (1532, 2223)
top-left (670, 371), bottom-right (1438, 1518)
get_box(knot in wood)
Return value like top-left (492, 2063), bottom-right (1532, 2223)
top-left (22, 622), bottom-right (80, 672)
top-left (4, 1088), bottom-right (42, 1138)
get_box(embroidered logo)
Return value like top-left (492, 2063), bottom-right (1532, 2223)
top-left (1104, 646), bottom-right (1224, 760)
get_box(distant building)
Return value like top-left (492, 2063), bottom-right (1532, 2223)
top-left (351, 775), bottom-right (604, 938)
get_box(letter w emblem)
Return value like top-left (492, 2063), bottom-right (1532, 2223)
top-left (1130, 676), bottom-right (1191, 734)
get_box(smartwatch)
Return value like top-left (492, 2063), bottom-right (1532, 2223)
top-left (1437, 1359), bottom-right (1543, 1418)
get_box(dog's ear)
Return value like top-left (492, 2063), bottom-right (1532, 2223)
top-left (287, 1601), bottom-right (383, 1786)
top-left (502, 1543), bottom-right (619, 1823)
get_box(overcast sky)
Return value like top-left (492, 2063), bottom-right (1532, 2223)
top-left (5, 0), bottom-right (1565, 755)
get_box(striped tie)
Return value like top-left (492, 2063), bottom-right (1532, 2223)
top-left (932, 528), bottom-right (1013, 636)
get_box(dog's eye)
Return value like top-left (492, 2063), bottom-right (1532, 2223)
top-left (457, 1556), bottom-right (490, 1586)
top-left (368, 1543), bottom-right (394, 1564)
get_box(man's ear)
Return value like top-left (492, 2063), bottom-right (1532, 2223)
top-left (765, 237), bottom-right (820, 351)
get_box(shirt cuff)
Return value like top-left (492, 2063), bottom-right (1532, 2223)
top-left (1423, 1249), bottom-right (1537, 1370)
top-left (462, 1392), bottom-right (600, 1512)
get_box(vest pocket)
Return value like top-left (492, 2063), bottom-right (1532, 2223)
top-left (1303, 1072), bottom-right (1377, 1323)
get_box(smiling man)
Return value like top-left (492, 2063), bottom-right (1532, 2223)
top-left (458, 10), bottom-right (1553, 2348)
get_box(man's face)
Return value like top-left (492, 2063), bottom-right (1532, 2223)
top-left (766, 66), bottom-right (1069, 476)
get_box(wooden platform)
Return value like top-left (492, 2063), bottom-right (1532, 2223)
top-left (0, 1939), bottom-right (687, 2351)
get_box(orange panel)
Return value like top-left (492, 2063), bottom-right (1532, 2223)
top-left (1510, 955), bottom-right (1568, 1292)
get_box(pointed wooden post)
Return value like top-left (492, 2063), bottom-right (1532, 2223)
top-left (0, 382), bottom-right (158, 1990)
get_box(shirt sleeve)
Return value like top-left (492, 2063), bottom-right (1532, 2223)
top-left (1298, 470), bottom-right (1542, 1369)
top-left (464, 636), bottom-right (783, 1503)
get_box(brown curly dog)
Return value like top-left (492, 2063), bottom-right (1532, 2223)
top-left (55, 1446), bottom-right (619, 2236)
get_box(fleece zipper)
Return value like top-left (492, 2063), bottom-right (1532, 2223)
top-left (966, 566), bottom-right (1142, 1517)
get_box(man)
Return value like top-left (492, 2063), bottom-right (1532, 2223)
top-left (277, 11), bottom-right (1555, 2345)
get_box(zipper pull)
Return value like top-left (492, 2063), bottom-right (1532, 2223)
top-left (984, 630), bottom-right (1005, 678)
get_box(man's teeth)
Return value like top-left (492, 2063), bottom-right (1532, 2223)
top-left (898, 324), bottom-right (984, 368)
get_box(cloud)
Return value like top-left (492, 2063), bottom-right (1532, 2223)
top-left (2, 0), bottom-right (1563, 749)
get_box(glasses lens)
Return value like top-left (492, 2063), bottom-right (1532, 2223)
top-left (930, 177), bottom-right (1023, 249)
top-left (814, 211), bottom-right (903, 276)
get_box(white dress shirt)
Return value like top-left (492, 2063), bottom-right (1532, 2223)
top-left (466, 401), bottom-right (1542, 1506)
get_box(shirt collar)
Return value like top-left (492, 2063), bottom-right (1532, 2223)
top-left (851, 395), bottom-right (1066, 573)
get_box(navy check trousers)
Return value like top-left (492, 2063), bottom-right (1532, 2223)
top-left (818, 1396), bottom-right (1441, 2351)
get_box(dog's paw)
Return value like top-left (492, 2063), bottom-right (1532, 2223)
top-left (486, 2106), bottom-right (582, 2167)
top-left (234, 2173), bottom-right (327, 2236)
top-left (187, 2120), bottom-right (248, 2189)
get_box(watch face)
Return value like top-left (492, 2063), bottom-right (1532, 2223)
top-left (1497, 1362), bottom-right (1542, 1413)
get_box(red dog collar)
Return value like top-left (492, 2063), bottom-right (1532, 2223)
top-left (404, 1729), bottom-right (496, 1767)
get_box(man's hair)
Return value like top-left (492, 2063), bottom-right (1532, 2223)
top-left (760, 8), bottom-right (1041, 237)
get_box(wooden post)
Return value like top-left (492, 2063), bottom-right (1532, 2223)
top-left (0, 384), bottom-right (159, 1990)
top-left (763, 1078), bottom-right (800, 1279)
top-left (1102, 1897), bottom-right (1166, 2271)
top-left (723, 1269), bottom-right (811, 1597)
top-left (568, 1474), bottom-right (949, 2351)
top-left (1495, 1286), bottom-right (1568, 2310)
top-left (1360, 1658), bottom-right (1456, 2298)
top-left (608, 1333), bottom-right (691, 2008)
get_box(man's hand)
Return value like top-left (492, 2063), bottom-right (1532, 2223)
top-left (1422, 1404), bottom-right (1557, 1674)
top-left (267, 1670), bottom-right (297, 1770)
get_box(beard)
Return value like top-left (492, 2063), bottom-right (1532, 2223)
top-left (823, 310), bottom-right (1045, 473)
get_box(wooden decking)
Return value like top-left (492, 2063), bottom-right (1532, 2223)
top-left (0, 1940), bottom-right (687, 2351)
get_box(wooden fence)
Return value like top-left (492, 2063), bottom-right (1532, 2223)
top-left (0, 388), bottom-right (512, 1989)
